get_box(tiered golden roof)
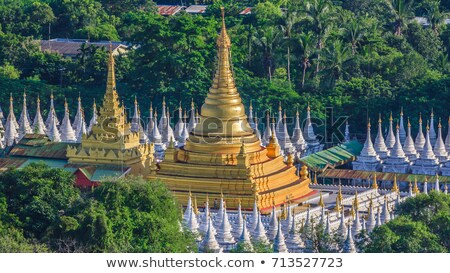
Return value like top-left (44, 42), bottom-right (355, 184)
top-left (150, 8), bottom-right (312, 210)
top-left (67, 45), bottom-right (154, 174)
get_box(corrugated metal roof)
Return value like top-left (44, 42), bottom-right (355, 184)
top-left (157, 5), bottom-right (183, 16)
top-left (8, 134), bottom-right (77, 160)
top-left (64, 163), bottom-right (129, 181)
top-left (185, 5), bottom-right (208, 14)
top-left (239, 7), bottom-right (252, 15)
top-left (299, 141), bottom-right (363, 172)
top-left (40, 40), bottom-right (128, 57)
top-left (320, 169), bottom-right (450, 183)
top-left (0, 158), bottom-right (27, 171)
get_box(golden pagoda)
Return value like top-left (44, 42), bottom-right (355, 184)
top-left (67, 45), bottom-right (154, 174)
top-left (150, 8), bottom-right (312, 210)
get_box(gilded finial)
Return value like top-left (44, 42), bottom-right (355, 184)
top-left (249, 100), bottom-right (253, 110)
top-left (389, 111), bottom-right (393, 121)
top-left (419, 112), bottom-right (422, 123)
top-left (438, 118), bottom-right (442, 128)
top-left (372, 173), bottom-right (378, 189)
top-left (287, 153), bottom-right (294, 167)
top-left (278, 101), bottom-right (282, 111)
top-left (392, 174), bottom-right (399, 193)
top-left (426, 120), bottom-right (430, 131)
top-left (413, 177), bottom-right (420, 194)
top-left (353, 191), bottom-right (359, 210)
top-left (337, 184), bottom-right (343, 204)
top-left (313, 172), bottom-right (318, 185)
top-left (37, 94), bottom-right (40, 104)
top-left (296, 107), bottom-right (299, 116)
top-left (407, 117), bottom-right (411, 127)
top-left (431, 107), bottom-right (434, 117)
top-left (149, 101), bottom-right (153, 112)
top-left (283, 110), bottom-right (287, 119)
top-left (307, 102), bottom-right (310, 111)
top-left (162, 96), bottom-right (166, 106)
top-left (134, 95), bottom-right (137, 105)
top-left (318, 192), bottom-right (324, 208)
top-left (93, 98), bottom-right (96, 108)
top-left (50, 91), bottom-right (54, 100)
top-left (396, 122), bottom-right (399, 130)
top-left (378, 113), bottom-right (382, 123)
top-left (400, 107), bottom-right (403, 116)
top-left (191, 98), bottom-right (194, 108)
top-left (368, 118), bottom-right (371, 128)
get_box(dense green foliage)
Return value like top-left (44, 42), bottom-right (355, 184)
top-left (0, 163), bottom-right (195, 252)
top-left (0, 0), bottom-right (449, 140)
top-left (363, 191), bottom-right (450, 253)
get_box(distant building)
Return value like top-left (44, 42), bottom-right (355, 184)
top-left (185, 5), bottom-right (208, 14)
top-left (239, 7), bottom-right (253, 15)
top-left (39, 38), bottom-right (130, 58)
top-left (157, 5), bottom-right (183, 16)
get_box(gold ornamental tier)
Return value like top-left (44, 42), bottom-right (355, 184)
top-left (150, 8), bottom-right (312, 210)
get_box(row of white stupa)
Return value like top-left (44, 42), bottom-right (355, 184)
top-left (0, 93), bottom-right (323, 159)
top-left (183, 177), bottom-right (447, 253)
top-left (353, 111), bottom-right (450, 176)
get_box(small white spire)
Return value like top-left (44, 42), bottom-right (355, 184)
top-left (415, 113), bottom-right (425, 152)
top-left (342, 224), bottom-right (356, 253)
top-left (232, 202), bottom-right (244, 238)
top-left (273, 221), bottom-right (288, 253)
top-left (385, 112), bottom-right (395, 149)
top-left (72, 94), bottom-right (82, 132)
top-left (32, 95), bottom-right (46, 135)
top-left (262, 111), bottom-right (272, 146)
top-left (4, 97), bottom-right (18, 146)
top-left (199, 217), bottom-right (222, 253)
top-left (251, 210), bottom-right (269, 245)
top-left (216, 207), bottom-right (235, 245)
top-left (45, 92), bottom-right (59, 129)
top-left (374, 114), bottom-right (389, 159)
top-left (18, 92), bottom-right (32, 139)
top-left (381, 196), bottom-right (391, 224)
top-left (46, 114), bottom-right (61, 142)
top-left (267, 205), bottom-right (279, 241)
top-left (237, 219), bottom-right (254, 252)
top-left (88, 100), bottom-right (98, 133)
top-left (60, 99), bottom-right (77, 142)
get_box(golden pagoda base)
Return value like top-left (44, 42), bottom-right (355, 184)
top-left (149, 142), bottom-right (312, 210)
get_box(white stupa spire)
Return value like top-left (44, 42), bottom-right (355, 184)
top-left (338, 209), bottom-right (347, 240)
top-left (420, 123), bottom-right (437, 160)
top-left (183, 192), bottom-right (193, 225)
top-left (434, 174), bottom-right (440, 192)
top-left (366, 198), bottom-right (376, 233)
top-left (163, 107), bottom-right (174, 144)
top-left (150, 112), bottom-right (162, 144)
top-left (250, 197), bottom-right (259, 231)
top-left (381, 196), bottom-right (391, 224)
top-left (199, 196), bottom-right (212, 235)
top-left (46, 114), bottom-right (61, 142)
top-left (237, 218), bottom-right (253, 252)
top-left (147, 102), bottom-right (154, 138)
top-left (433, 119), bottom-right (448, 162)
top-left (232, 202), bottom-right (244, 238)
top-left (177, 111), bottom-right (189, 147)
top-left (18, 92), bottom-right (32, 138)
top-left (60, 98), bottom-right (77, 142)
top-left (303, 103), bottom-right (317, 143)
top-left (423, 177), bottom-right (429, 194)
top-left (360, 119), bottom-right (378, 157)
top-left (214, 193), bottom-right (225, 228)
top-left (273, 221), bottom-right (288, 253)
top-left (403, 118), bottom-right (418, 160)
top-left (262, 111), bottom-right (272, 146)
top-left (374, 114), bottom-right (389, 159)
top-left (173, 103), bottom-right (184, 140)
top-left (75, 108), bottom-right (87, 142)
top-left (342, 224), bottom-right (356, 253)
top-left (158, 97), bottom-right (167, 133)
top-left (254, 112), bottom-right (261, 140)
top-left (267, 205), bottom-right (279, 241)
top-left (88, 99), bottom-right (98, 133)
top-left (251, 210), bottom-right (269, 244)
top-left (72, 94), bottom-right (82, 132)
top-left (45, 92), bottom-right (58, 130)
top-left (399, 108), bottom-right (406, 144)
top-left (415, 113), bottom-right (425, 152)
top-left (4, 96), bottom-right (18, 146)
top-left (286, 214), bottom-right (304, 252)
top-left (199, 217), bottom-right (222, 253)
top-left (248, 101), bottom-right (256, 129)
top-left (187, 205), bottom-right (200, 235)
top-left (187, 99), bottom-right (197, 132)
top-left (282, 204), bottom-right (293, 234)
top-left (292, 108), bottom-right (306, 152)
top-left (385, 112), bottom-right (395, 149)
top-left (276, 102), bottom-right (284, 139)
top-left (429, 109), bottom-right (436, 146)
top-left (445, 116), bottom-right (450, 152)
top-left (130, 96), bottom-right (140, 133)
top-left (216, 207), bottom-right (235, 245)
top-left (390, 124), bottom-right (407, 158)
top-left (376, 208), bottom-right (382, 227)
top-left (32, 95), bottom-right (46, 135)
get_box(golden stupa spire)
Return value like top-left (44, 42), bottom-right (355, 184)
top-left (313, 172), bottom-right (318, 185)
top-left (372, 173), bottom-right (379, 189)
top-left (334, 195), bottom-right (341, 213)
top-left (392, 174), bottom-right (399, 193)
top-left (318, 192), bottom-right (324, 208)
top-left (193, 195), bottom-right (199, 215)
top-left (353, 191), bottom-right (359, 211)
top-left (337, 184), bottom-right (343, 204)
top-left (413, 177), bottom-right (420, 194)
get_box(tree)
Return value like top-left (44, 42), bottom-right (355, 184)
top-left (252, 26), bottom-right (283, 80)
top-left (387, 0), bottom-right (415, 36)
top-left (363, 216), bottom-right (446, 253)
top-left (0, 63), bottom-right (20, 79)
top-left (298, 32), bottom-right (315, 88)
top-left (280, 10), bottom-right (301, 85)
top-left (302, 0), bottom-right (337, 73)
top-left (423, 0), bottom-right (450, 34)
top-left (320, 39), bottom-right (352, 87)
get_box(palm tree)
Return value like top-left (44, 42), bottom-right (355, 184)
top-left (302, 0), bottom-right (336, 73)
top-left (424, 0), bottom-right (450, 34)
top-left (320, 40), bottom-right (352, 87)
top-left (280, 10), bottom-right (301, 85)
top-left (345, 19), bottom-right (364, 55)
top-left (298, 32), bottom-right (315, 88)
top-left (252, 26), bottom-right (283, 81)
top-left (387, 0), bottom-right (415, 36)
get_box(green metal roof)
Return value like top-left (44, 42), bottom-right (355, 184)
top-left (321, 169), bottom-right (450, 183)
top-left (299, 141), bottom-right (363, 172)
top-left (8, 134), bottom-right (78, 160)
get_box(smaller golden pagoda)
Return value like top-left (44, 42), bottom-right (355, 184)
top-left (67, 46), bottom-right (154, 174)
